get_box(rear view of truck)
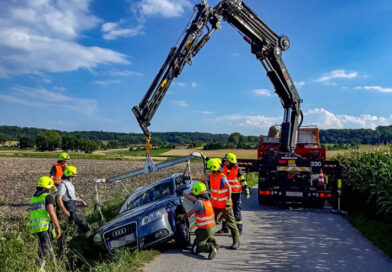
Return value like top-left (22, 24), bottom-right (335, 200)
top-left (239, 126), bottom-right (341, 208)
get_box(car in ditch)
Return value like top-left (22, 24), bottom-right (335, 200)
top-left (93, 173), bottom-right (195, 252)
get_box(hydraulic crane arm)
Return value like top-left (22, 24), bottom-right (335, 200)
top-left (132, 0), bottom-right (303, 152)
top-left (216, 0), bottom-right (303, 152)
top-left (132, 1), bottom-right (221, 137)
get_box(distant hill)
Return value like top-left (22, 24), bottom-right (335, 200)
top-left (1, 125), bottom-right (392, 145)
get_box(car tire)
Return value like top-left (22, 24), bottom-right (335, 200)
top-left (174, 219), bottom-right (190, 249)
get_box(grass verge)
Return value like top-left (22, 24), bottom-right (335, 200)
top-left (348, 212), bottom-right (392, 258)
top-left (0, 189), bottom-right (159, 272)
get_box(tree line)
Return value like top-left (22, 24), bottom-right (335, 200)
top-left (1, 125), bottom-right (392, 152)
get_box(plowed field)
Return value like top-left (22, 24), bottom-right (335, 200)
top-left (0, 157), bottom-right (204, 232)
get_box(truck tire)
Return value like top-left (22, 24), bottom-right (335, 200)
top-left (174, 219), bottom-right (190, 249)
top-left (258, 195), bottom-right (271, 205)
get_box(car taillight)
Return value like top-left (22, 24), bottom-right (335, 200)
top-left (320, 193), bottom-right (331, 198)
top-left (278, 160), bottom-right (287, 164)
top-left (259, 190), bottom-right (271, 195)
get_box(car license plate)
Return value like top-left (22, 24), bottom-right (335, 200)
top-left (286, 191), bottom-right (303, 197)
top-left (108, 233), bottom-right (136, 250)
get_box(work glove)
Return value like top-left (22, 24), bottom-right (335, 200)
top-left (226, 199), bottom-right (232, 207)
top-left (243, 185), bottom-right (250, 199)
top-left (176, 184), bottom-right (188, 196)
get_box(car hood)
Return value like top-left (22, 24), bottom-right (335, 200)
top-left (100, 197), bottom-right (175, 232)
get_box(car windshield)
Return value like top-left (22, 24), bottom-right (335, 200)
top-left (120, 181), bottom-right (173, 212)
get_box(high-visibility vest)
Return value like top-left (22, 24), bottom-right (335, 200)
top-left (29, 193), bottom-right (50, 234)
top-left (223, 165), bottom-right (242, 193)
top-left (53, 163), bottom-right (67, 187)
top-left (195, 199), bottom-right (216, 229)
top-left (209, 173), bottom-right (229, 208)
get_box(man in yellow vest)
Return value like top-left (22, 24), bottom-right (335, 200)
top-left (193, 159), bottom-right (240, 249)
top-left (50, 152), bottom-right (70, 187)
top-left (218, 153), bottom-right (250, 235)
top-left (30, 176), bottom-right (61, 261)
top-left (178, 182), bottom-right (219, 259)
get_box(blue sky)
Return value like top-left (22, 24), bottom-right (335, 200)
top-left (0, 0), bottom-right (391, 136)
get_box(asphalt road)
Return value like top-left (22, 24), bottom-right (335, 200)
top-left (144, 187), bottom-right (392, 272)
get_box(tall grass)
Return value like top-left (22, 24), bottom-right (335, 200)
top-left (0, 191), bottom-right (159, 272)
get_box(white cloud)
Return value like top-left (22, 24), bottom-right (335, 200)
top-left (110, 70), bottom-right (143, 77)
top-left (137, 0), bottom-right (192, 18)
top-left (303, 108), bottom-right (392, 130)
top-left (191, 82), bottom-right (197, 88)
top-left (295, 81), bottom-right (306, 89)
top-left (201, 111), bottom-right (214, 115)
top-left (176, 82), bottom-right (187, 87)
top-left (0, 0), bottom-right (129, 77)
top-left (102, 23), bottom-right (144, 40)
top-left (252, 89), bottom-right (272, 97)
top-left (0, 86), bottom-right (98, 116)
top-left (355, 86), bottom-right (392, 93)
top-left (212, 114), bottom-right (281, 134)
top-left (209, 108), bottom-right (392, 135)
top-left (173, 100), bottom-right (189, 107)
top-left (92, 79), bottom-right (121, 86)
top-left (316, 69), bottom-right (358, 84)
top-left (53, 86), bottom-right (66, 92)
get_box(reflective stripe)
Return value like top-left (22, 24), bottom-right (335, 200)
top-left (229, 184), bottom-right (242, 188)
top-left (210, 188), bottom-right (228, 193)
top-left (212, 196), bottom-right (228, 201)
top-left (236, 221), bottom-right (243, 224)
top-left (30, 218), bottom-right (50, 223)
top-left (30, 223), bottom-right (49, 229)
top-left (195, 215), bottom-right (215, 221)
top-left (31, 202), bottom-right (45, 211)
top-left (197, 220), bottom-right (215, 227)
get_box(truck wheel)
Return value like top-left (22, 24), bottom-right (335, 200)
top-left (258, 195), bottom-right (271, 205)
top-left (314, 199), bottom-right (325, 208)
top-left (174, 219), bottom-right (190, 249)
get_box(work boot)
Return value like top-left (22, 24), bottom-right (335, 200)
top-left (230, 241), bottom-right (239, 250)
top-left (216, 227), bottom-right (229, 234)
top-left (208, 245), bottom-right (218, 260)
top-left (192, 245), bottom-right (198, 254)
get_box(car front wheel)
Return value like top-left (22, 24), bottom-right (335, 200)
top-left (174, 218), bottom-right (190, 249)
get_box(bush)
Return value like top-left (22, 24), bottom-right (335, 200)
top-left (18, 136), bottom-right (35, 149)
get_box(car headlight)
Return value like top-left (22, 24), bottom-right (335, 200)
top-left (141, 208), bottom-right (166, 226)
top-left (94, 233), bottom-right (102, 243)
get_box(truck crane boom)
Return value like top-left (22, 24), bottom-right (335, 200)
top-left (132, 0), bottom-right (303, 152)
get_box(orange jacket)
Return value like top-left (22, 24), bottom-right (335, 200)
top-left (209, 172), bottom-right (229, 208)
top-left (53, 163), bottom-right (67, 187)
top-left (223, 165), bottom-right (242, 193)
top-left (195, 199), bottom-right (216, 229)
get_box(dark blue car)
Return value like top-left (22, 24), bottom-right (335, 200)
top-left (93, 174), bottom-right (195, 251)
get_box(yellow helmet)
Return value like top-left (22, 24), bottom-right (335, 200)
top-left (37, 176), bottom-right (54, 189)
top-left (64, 166), bottom-right (78, 177)
top-left (206, 158), bottom-right (221, 172)
top-left (58, 152), bottom-right (70, 162)
top-left (192, 182), bottom-right (207, 195)
top-left (224, 153), bottom-right (237, 164)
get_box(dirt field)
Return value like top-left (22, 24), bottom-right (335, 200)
top-left (162, 148), bottom-right (258, 159)
top-left (0, 157), bottom-right (204, 232)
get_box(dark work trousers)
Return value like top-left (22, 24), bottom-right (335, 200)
top-left (221, 193), bottom-right (243, 233)
top-left (36, 231), bottom-right (52, 260)
top-left (64, 200), bottom-right (90, 233)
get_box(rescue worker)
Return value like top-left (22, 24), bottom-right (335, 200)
top-left (218, 153), bottom-right (250, 235)
top-left (30, 176), bottom-right (61, 262)
top-left (177, 182), bottom-right (219, 260)
top-left (57, 166), bottom-right (93, 238)
top-left (193, 159), bottom-right (240, 249)
top-left (50, 152), bottom-right (70, 187)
